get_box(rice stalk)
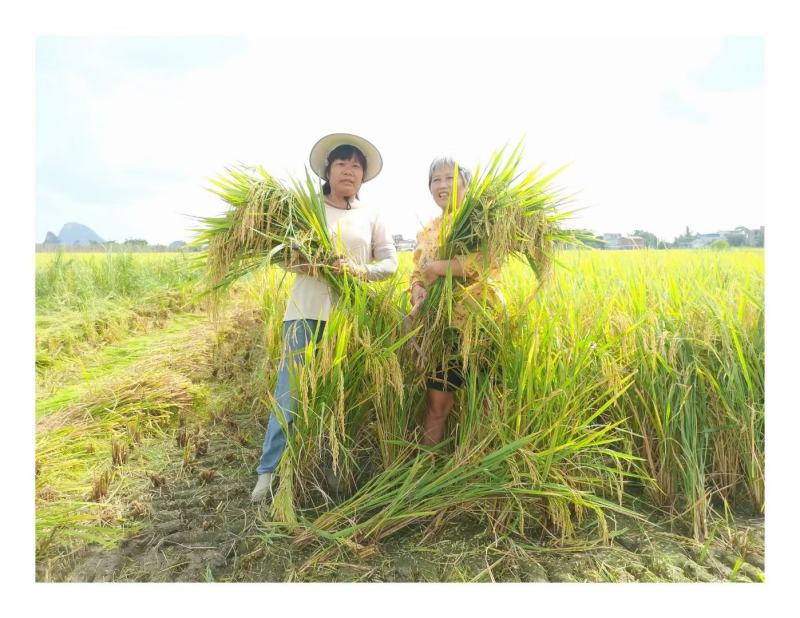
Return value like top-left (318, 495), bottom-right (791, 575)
top-left (193, 165), bottom-right (372, 312)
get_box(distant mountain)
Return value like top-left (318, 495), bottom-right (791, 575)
top-left (43, 231), bottom-right (60, 245)
top-left (45, 222), bottom-right (105, 245)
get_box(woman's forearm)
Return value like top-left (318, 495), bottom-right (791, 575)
top-left (364, 254), bottom-right (398, 281)
top-left (432, 258), bottom-right (467, 278)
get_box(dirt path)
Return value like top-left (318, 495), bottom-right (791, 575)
top-left (61, 436), bottom-right (257, 582)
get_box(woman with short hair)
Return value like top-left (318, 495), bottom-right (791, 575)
top-left (409, 157), bottom-right (505, 446)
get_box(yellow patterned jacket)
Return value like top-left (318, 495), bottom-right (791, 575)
top-left (410, 214), bottom-right (506, 329)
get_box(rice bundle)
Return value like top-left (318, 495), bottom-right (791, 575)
top-left (412, 142), bottom-right (575, 372)
top-left (194, 165), bottom-right (364, 306)
top-left (438, 142), bottom-right (572, 276)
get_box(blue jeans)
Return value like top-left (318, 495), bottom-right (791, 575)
top-left (256, 319), bottom-right (326, 475)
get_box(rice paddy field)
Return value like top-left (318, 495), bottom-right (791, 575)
top-left (34, 248), bottom-right (765, 582)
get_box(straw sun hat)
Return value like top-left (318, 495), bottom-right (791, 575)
top-left (309, 132), bottom-right (383, 183)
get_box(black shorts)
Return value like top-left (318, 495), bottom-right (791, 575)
top-left (426, 359), bottom-right (465, 392)
top-left (426, 329), bottom-right (465, 392)
top-left (424, 326), bottom-right (499, 392)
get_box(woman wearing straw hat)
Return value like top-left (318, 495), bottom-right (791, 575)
top-left (251, 133), bottom-right (398, 502)
top-left (408, 156), bottom-right (505, 446)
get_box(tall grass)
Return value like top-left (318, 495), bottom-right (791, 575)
top-left (35, 252), bottom-right (204, 369)
top-left (35, 249), bottom-right (764, 556)
top-left (36, 251), bottom-right (200, 310)
top-left (502, 250), bottom-right (764, 538)
top-left (240, 249), bottom-right (764, 545)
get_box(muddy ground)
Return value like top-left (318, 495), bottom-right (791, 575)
top-left (37, 412), bottom-right (764, 583)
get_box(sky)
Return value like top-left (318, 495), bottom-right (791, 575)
top-left (35, 34), bottom-right (764, 245)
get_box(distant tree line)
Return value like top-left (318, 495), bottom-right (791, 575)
top-left (565, 225), bottom-right (764, 250)
top-left (36, 239), bottom-right (202, 253)
top-left (667, 225), bottom-right (763, 248)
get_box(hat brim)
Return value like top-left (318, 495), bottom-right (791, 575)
top-left (309, 133), bottom-right (383, 183)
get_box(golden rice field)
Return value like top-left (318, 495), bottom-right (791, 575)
top-left (34, 249), bottom-right (764, 582)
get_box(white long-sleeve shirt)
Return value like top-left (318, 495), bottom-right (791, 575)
top-left (282, 199), bottom-right (398, 322)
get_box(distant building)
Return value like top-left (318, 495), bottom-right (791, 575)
top-left (690, 233), bottom-right (723, 248)
top-left (624, 236), bottom-right (644, 250)
top-left (601, 233), bottom-right (622, 249)
top-left (741, 226), bottom-right (765, 247)
top-left (601, 233), bottom-right (643, 250)
top-left (687, 227), bottom-right (764, 248)
top-left (392, 234), bottom-right (416, 251)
